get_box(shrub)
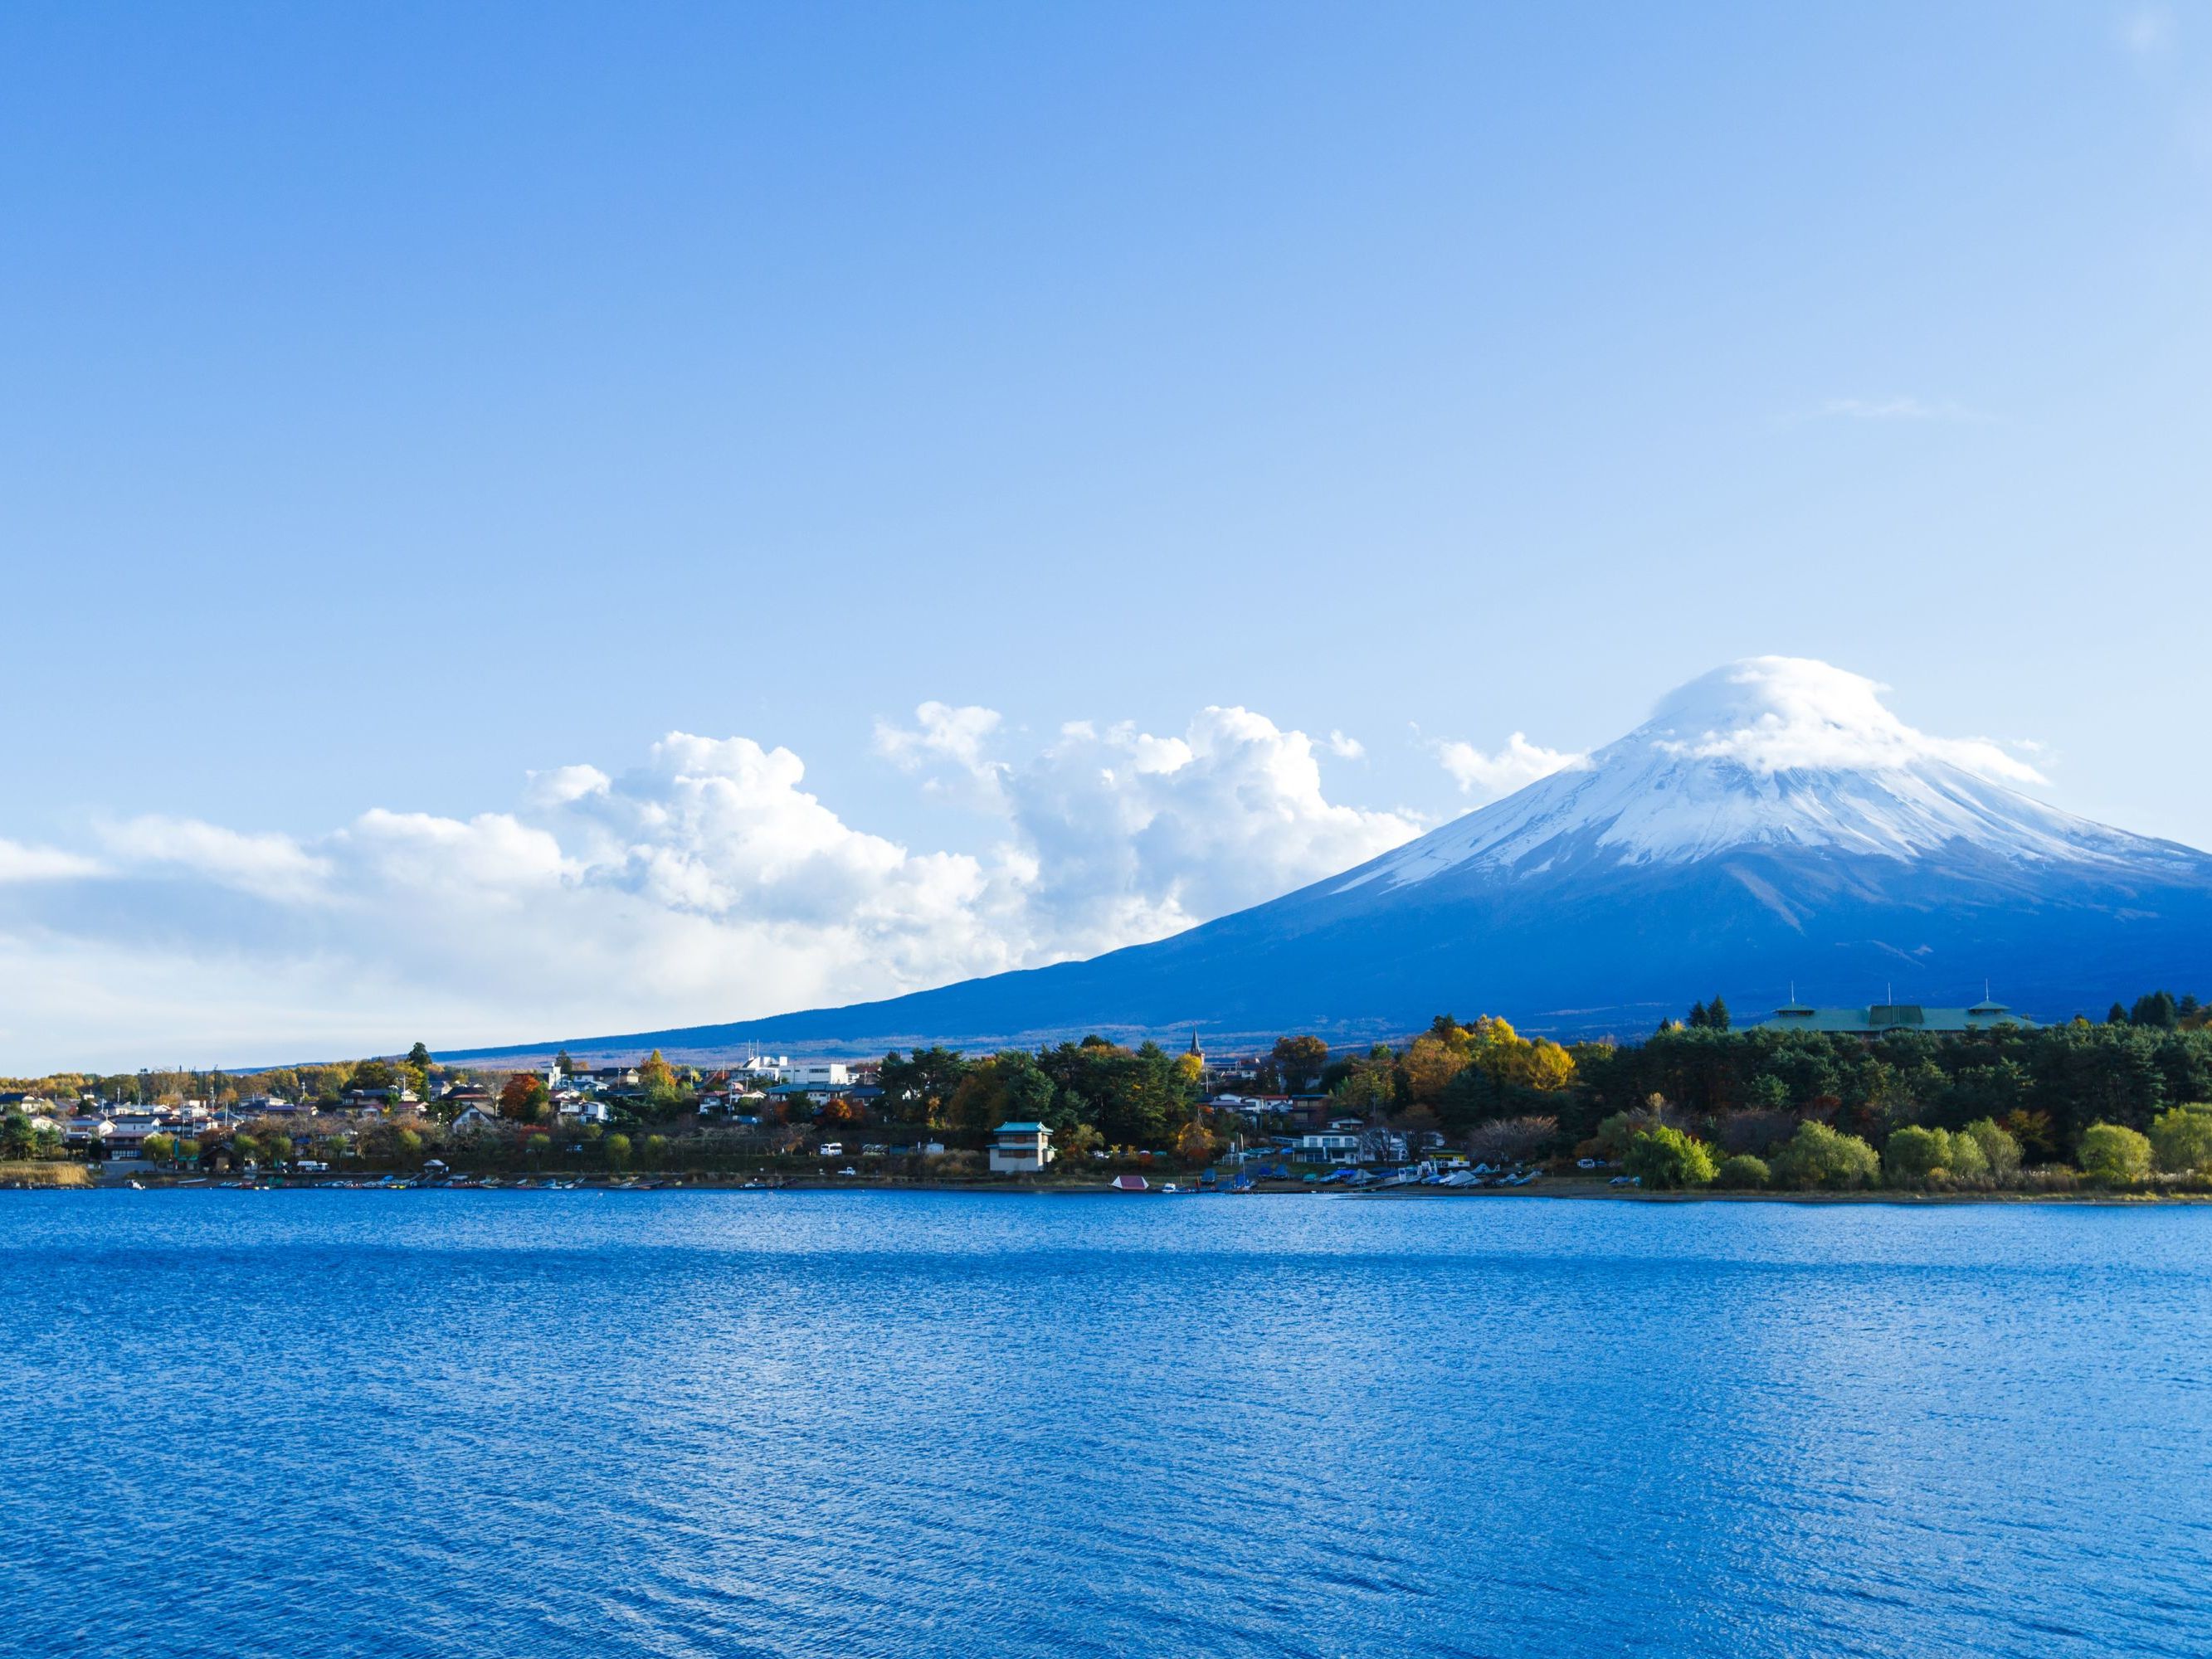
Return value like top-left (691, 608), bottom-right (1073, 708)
top-left (1713, 1154), bottom-right (1769, 1190)
top-left (1588, 1105), bottom-right (1669, 1161)
top-left (1623, 1126), bottom-right (1717, 1191)
top-left (1944, 1130), bottom-right (1990, 1178)
top-left (1883, 1126), bottom-right (1950, 1182)
top-left (1770, 1121), bottom-right (1880, 1190)
top-left (2077, 1122), bottom-right (2152, 1183)
top-left (1958, 1117), bottom-right (2020, 1178)
top-left (2148, 1105), bottom-right (2212, 1175)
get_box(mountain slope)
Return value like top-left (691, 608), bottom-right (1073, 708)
top-left (447, 659), bottom-right (2212, 1059)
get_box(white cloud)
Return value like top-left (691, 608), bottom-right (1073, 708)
top-left (1003, 707), bottom-right (1424, 956)
top-left (0, 704), bottom-right (1417, 1069)
top-left (96, 816), bottom-right (331, 902)
top-left (0, 839), bottom-right (105, 883)
top-left (873, 702), bottom-right (1009, 807)
top-left (1435, 732), bottom-right (1589, 799)
top-left (1647, 656), bottom-right (2047, 784)
top-left (1325, 730), bottom-right (1366, 760)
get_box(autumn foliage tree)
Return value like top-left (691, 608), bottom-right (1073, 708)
top-left (499, 1073), bottom-right (549, 1121)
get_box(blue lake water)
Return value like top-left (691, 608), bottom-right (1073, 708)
top-left (3, 1190), bottom-right (2209, 1657)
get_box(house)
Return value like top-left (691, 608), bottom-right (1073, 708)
top-left (1292, 1131), bottom-right (1362, 1165)
top-left (440, 1083), bottom-right (495, 1112)
top-left (65, 1116), bottom-right (114, 1154)
top-left (343, 1087), bottom-right (418, 1113)
top-left (1761, 997), bottom-right (2037, 1036)
top-left (450, 1106), bottom-right (503, 1135)
top-left (556, 1095), bottom-right (610, 1124)
top-left (989, 1121), bottom-right (1055, 1174)
top-left (105, 1112), bottom-right (165, 1157)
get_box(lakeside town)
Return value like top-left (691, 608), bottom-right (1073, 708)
top-left (7, 990), bottom-right (2212, 1198)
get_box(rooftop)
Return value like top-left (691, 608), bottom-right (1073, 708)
top-left (1762, 1001), bottom-right (2036, 1034)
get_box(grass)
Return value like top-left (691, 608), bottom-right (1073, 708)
top-left (0, 1161), bottom-right (94, 1189)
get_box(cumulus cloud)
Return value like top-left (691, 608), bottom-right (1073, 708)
top-left (1325, 730), bottom-right (1366, 760)
top-left (0, 705), bottom-right (1416, 1069)
top-left (1644, 656), bottom-right (2046, 784)
top-left (1434, 732), bottom-right (1589, 799)
top-left (873, 702), bottom-right (1009, 808)
top-left (1003, 707), bottom-right (1424, 956)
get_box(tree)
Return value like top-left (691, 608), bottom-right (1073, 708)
top-left (1465, 1116), bottom-right (1557, 1165)
top-left (407, 1042), bottom-right (433, 1068)
top-left (638, 1050), bottom-right (680, 1106)
top-left (525, 1134), bottom-right (551, 1165)
top-left (499, 1073), bottom-right (549, 1121)
top-left (1173, 1117), bottom-right (1218, 1165)
top-left (2078, 1122), bottom-right (2152, 1181)
top-left (553, 1048), bottom-right (577, 1077)
top-left (1883, 1125), bottom-right (1951, 1182)
top-left (604, 1133), bottom-right (632, 1172)
top-left (1624, 1126), bottom-right (1716, 1190)
top-left (1057, 1122), bottom-right (1104, 1161)
top-left (2131, 990), bottom-right (2180, 1029)
top-left (642, 1134), bottom-right (668, 1170)
top-left (143, 1132), bottom-right (176, 1165)
top-left (2107, 1003), bottom-right (2130, 1025)
top-left (351, 1058), bottom-right (398, 1092)
top-left (1332, 1064), bottom-right (1398, 1120)
top-left (1688, 1000), bottom-right (1709, 1030)
top-left (1269, 1035), bottom-right (1331, 1092)
top-left (880, 1047), bottom-right (968, 1124)
top-left (1959, 1117), bottom-right (2022, 1179)
top-left (1713, 1154), bottom-right (1769, 1190)
top-left (1707, 995), bottom-right (1731, 1032)
top-left (2147, 1106), bottom-right (2212, 1175)
top-left (1769, 1121), bottom-right (1880, 1190)
top-left (0, 1112), bottom-right (33, 1160)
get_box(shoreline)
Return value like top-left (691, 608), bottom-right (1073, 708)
top-left (25, 1171), bottom-right (2211, 1204)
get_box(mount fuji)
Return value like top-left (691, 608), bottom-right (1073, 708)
top-left (461, 659), bottom-right (2212, 1058)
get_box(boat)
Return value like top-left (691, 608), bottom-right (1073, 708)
top-left (1110, 1175), bottom-right (1149, 1192)
top-left (128, 1180), bottom-right (145, 1190)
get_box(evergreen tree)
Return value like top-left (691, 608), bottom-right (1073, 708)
top-left (2108, 1003), bottom-right (2130, 1025)
top-left (1708, 995), bottom-right (1731, 1032)
top-left (407, 1041), bottom-right (432, 1068)
top-left (2130, 990), bottom-right (2179, 1029)
top-left (1688, 1000), bottom-right (1709, 1029)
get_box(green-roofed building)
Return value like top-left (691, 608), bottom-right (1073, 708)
top-left (1761, 996), bottom-right (2034, 1036)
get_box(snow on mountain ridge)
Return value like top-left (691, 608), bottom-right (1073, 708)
top-left (1344, 657), bottom-right (2161, 891)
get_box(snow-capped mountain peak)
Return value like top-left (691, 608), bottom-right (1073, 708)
top-left (1346, 657), bottom-right (2168, 888)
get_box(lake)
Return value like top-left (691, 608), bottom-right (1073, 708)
top-left (3, 1190), bottom-right (2207, 1657)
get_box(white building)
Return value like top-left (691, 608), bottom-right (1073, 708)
top-left (1293, 1131), bottom-right (1363, 1165)
top-left (989, 1121), bottom-right (1055, 1174)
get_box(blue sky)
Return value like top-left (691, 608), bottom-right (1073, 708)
top-left (2, 3), bottom-right (2209, 1067)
